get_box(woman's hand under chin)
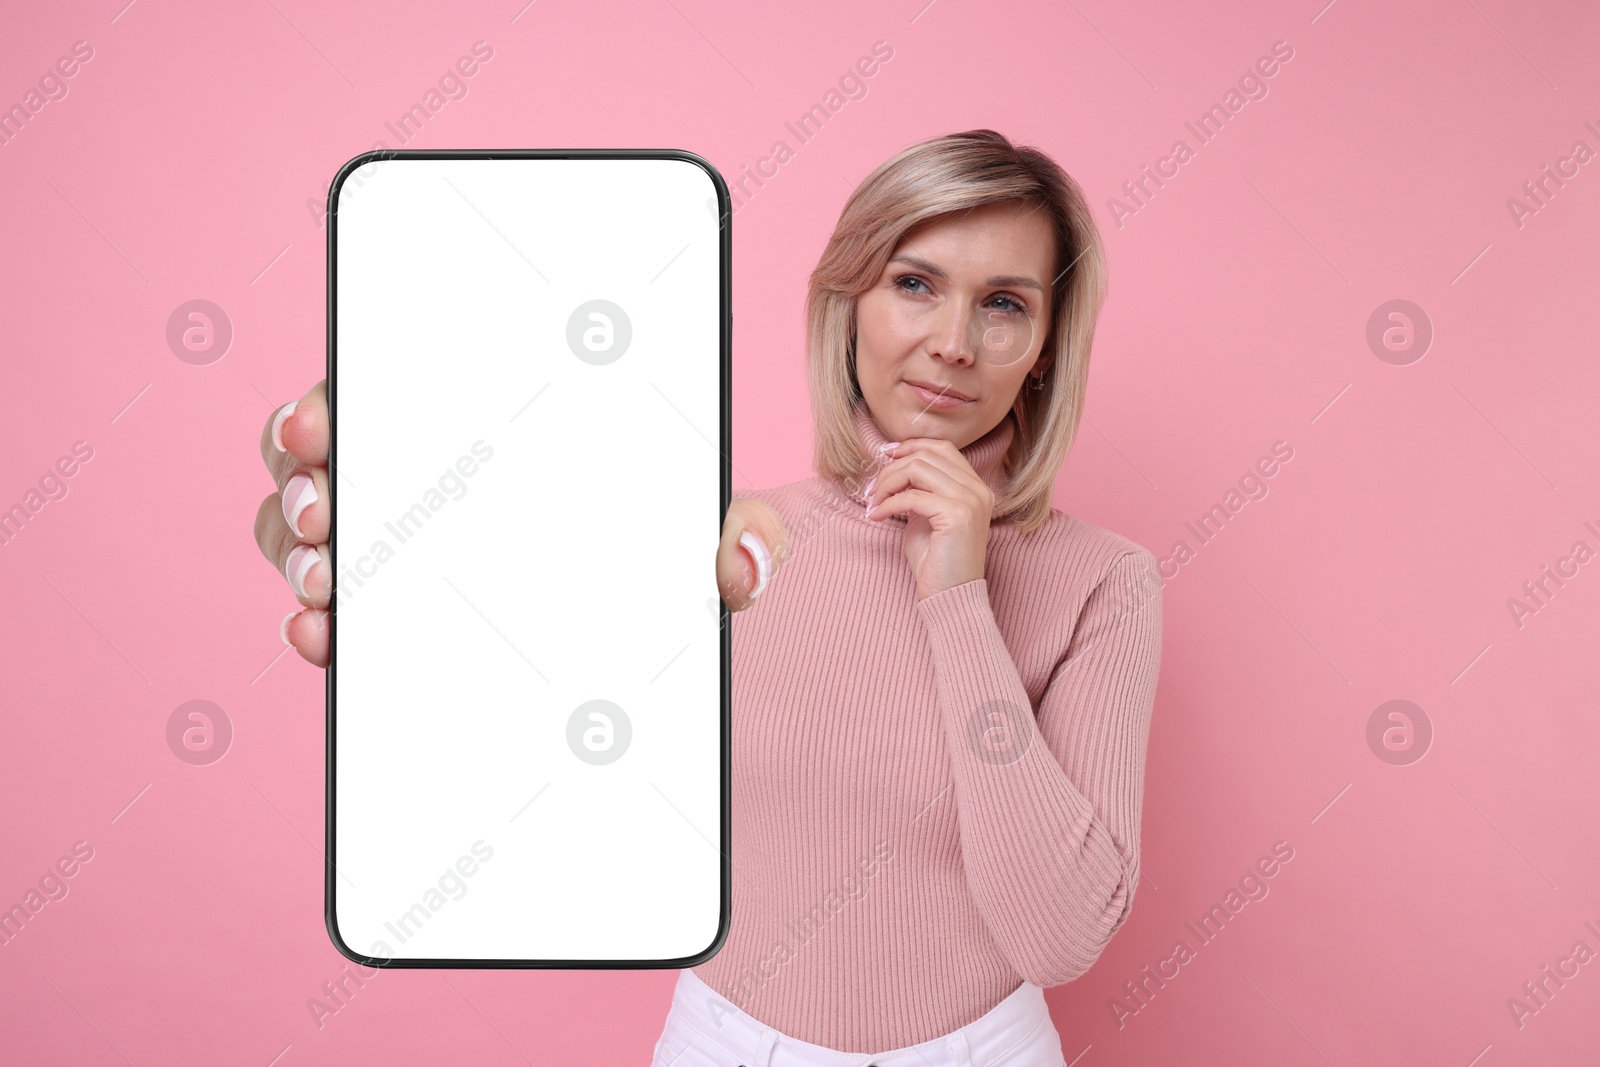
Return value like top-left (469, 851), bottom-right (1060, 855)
top-left (864, 439), bottom-right (993, 600)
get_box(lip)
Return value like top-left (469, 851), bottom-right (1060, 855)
top-left (903, 379), bottom-right (974, 407)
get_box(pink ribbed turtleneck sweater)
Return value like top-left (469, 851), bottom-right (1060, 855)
top-left (693, 401), bottom-right (1164, 1052)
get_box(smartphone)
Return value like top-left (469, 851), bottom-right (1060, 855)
top-left (326, 149), bottom-right (730, 968)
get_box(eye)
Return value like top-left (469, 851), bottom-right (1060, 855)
top-left (893, 274), bottom-right (1029, 314)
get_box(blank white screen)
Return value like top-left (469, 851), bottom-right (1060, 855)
top-left (331, 155), bottom-right (725, 963)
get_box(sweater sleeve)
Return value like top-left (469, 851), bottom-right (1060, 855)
top-left (913, 549), bottom-right (1163, 987)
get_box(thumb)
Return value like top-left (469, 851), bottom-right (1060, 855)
top-left (716, 498), bottom-right (790, 611)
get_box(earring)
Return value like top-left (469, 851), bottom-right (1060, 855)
top-left (1030, 373), bottom-right (1046, 390)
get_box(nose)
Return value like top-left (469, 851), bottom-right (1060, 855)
top-left (927, 303), bottom-right (977, 366)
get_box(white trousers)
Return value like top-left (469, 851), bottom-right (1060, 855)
top-left (649, 968), bottom-right (1069, 1067)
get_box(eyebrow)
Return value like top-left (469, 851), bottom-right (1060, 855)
top-left (888, 254), bottom-right (1045, 293)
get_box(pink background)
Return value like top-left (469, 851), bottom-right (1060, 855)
top-left (2, 0), bottom-right (1597, 1063)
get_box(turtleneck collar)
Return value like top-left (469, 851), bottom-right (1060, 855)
top-left (839, 400), bottom-right (1016, 521)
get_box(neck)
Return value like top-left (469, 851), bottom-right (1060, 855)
top-left (843, 400), bottom-right (1016, 519)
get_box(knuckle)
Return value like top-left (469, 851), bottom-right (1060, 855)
top-left (254, 496), bottom-right (280, 550)
top-left (269, 450), bottom-right (295, 489)
top-left (269, 519), bottom-right (300, 566)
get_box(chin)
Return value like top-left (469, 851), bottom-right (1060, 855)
top-left (898, 410), bottom-right (980, 443)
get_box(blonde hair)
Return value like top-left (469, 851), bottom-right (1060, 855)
top-left (806, 129), bottom-right (1108, 533)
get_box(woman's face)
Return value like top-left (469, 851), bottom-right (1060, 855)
top-left (853, 201), bottom-right (1056, 449)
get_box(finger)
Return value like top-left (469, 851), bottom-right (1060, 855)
top-left (715, 529), bottom-right (760, 613)
top-left (867, 456), bottom-right (969, 512)
top-left (716, 497), bottom-right (791, 611)
top-left (254, 493), bottom-right (331, 609)
top-left (865, 487), bottom-right (941, 523)
top-left (260, 380), bottom-right (329, 476)
top-left (282, 608), bottom-right (331, 667)
top-left (279, 464), bottom-right (330, 543)
top-left (716, 503), bottom-right (778, 611)
top-left (878, 438), bottom-right (973, 484)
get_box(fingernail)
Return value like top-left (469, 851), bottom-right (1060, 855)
top-left (271, 401), bottom-right (298, 452)
top-left (877, 441), bottom-right (900, 455)
top-left (738, 530), bottom-right (772, 600)
top-left (280, 611), bottom-right (298, 646)
top-left (285, 544), bottom-right (320, 599)
top-left (282, 474), bottom-right (318, 539)
top-left (864, 474), bottom-right (877, 501)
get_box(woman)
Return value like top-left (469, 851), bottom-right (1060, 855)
top-left (255, 129), bottom-right (1163, 1066)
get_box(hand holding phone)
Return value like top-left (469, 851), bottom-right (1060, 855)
top-left (257, 380), bottom-right (787, 664)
